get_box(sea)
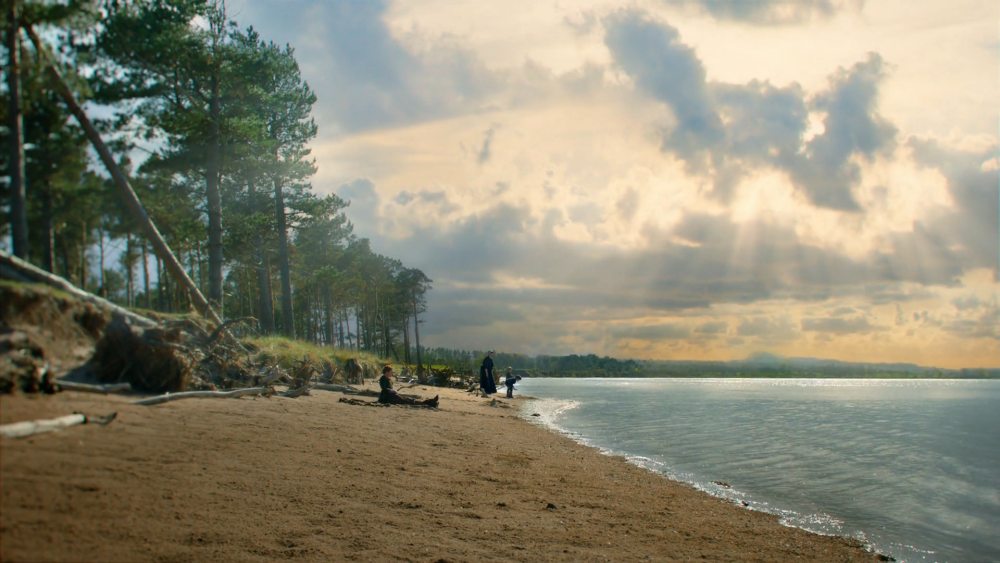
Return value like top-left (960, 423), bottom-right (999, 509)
top-left (516, 378), bottom-right (1000, 563)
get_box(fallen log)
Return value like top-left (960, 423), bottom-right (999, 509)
top-left (133, 386), bottom-right (273, 406)
top-left (0, 251), bottom-right (155, 329)
top-left (56, 380), bottom-right (132, 394)
top-left (0, 411), bottom-right (117, 439)
top-left (279, 385), bottom-right (311, 398)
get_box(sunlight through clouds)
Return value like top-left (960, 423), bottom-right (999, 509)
top-left (230, 0), bottom-right (999, 368)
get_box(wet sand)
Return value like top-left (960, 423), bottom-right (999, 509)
top-left (1, 383), bottom-right (882, 562)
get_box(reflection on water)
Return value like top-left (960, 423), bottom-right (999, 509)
top-left (520, 378), bottom-right (1000, 562)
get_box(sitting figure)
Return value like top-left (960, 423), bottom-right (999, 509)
top-left (378, 365), bottom-right (438, 407)
top-left (503, 367), bottom-right (522, 398)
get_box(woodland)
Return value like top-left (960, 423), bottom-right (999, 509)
top-left (2, 0), bottom-right (431, 366)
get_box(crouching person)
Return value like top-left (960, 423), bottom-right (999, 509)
top-left (378, 365), bottom-right (438, 407)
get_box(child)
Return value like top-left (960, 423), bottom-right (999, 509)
top-left (503, 367), bottom-right (521, 398)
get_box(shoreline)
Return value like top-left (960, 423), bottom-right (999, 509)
top-left (514, 392), bottom-right (871, 553)
top-left (1, 383), bottom-right (884, 561)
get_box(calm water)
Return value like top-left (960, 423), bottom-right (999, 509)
top-left (517, 378), bottom-right (1000, 562)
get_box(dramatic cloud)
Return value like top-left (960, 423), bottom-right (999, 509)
top-left (605, 10), bottom-right (896, 209)
top-left (662, 0), bottom-right (863, 24)
top-left (232, 0), bottom-right (499, 133)
top-left (790, 54), bottom-right (897, 210)
top-left (234, 0), bottom-right (998, 367)
top-left (604, 11), bottom-right (724, 165)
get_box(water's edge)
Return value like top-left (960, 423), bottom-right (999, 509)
top-left (514, 394), bottom-right (891, 560)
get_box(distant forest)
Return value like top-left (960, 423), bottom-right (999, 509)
top-left (422, 348), bottom-right (999, 379)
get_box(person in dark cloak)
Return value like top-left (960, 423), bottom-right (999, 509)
top-left (479, 350), bottom-right (498, 395)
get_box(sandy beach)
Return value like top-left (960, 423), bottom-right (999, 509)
top-left (1, 383), bottom-right (883, 562)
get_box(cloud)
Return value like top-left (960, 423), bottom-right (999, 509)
top-left (661, 0), bottom-right (863, 24)
top-left (611, 323), bottom-right (691, 340)
top-left (789, 54), bottom-right (897, 210)
top-left (336, 178), bottom-right (379, 239)
top-left (232, 0), bottom-right (500, 134)
top-left (232, 0), bottom-right (999, 367)
top-left (603, 10), bottom-right (895, 210)
top-left (908, 138), bottom-right (999, 277)
top-left (477, 126), bottom-right (497, 165)
top-left (695, 321), bottom-right (728, 335)
top-left (801, 315), bottom-right (877, 334)
top-left (736, 316), bottom-right (797, 340)
top-left (604, 11), bottom-right (724, 165)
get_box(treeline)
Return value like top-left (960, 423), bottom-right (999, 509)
top-left (421, 349), bottom-right (998, 379)
top-left (1, 1), bottom-right (430, 364)
top-left (420, 348), bottom-right (642, 378)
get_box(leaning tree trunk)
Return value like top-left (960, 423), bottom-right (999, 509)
top-left (5, 1), bottom-right (29, 259)
top-left (23, 23), bottom-right (223, 327)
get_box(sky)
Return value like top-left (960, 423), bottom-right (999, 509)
top-left (227, 0), bottom-right (999, 369)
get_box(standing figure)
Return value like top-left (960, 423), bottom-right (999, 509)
top-left (503, 367), bottom-right (521, 398)
top-left (479, 350), bottom-right (498, 395)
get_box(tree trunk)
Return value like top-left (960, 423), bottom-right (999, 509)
top-left (142, 240), bottom-right (151, 309)
top-left (156, 255), bottom-right (165, 310)
top-left (40, 183), bottom-right (54, 272)
top-left (125, 231), bottom-right (134, 307)
top-left (98, 224), bottom-right (106, 297)
top-left (274, 179), bottom-right (294, 337)
top-left (78, 219), bottom-right (88, 291)
top-left (24, 23), bottom-right (223, 326)
top-left (402, 317), bottom-right (411, 364)
top-left (413, 290), bottom-right (423, 373)
top-left (205, 59), bottom-right (224, 315)
top-left (323, 288), bottom-right (334, 346)
top-left (338, 309), bottom-right (347, 348)
top-left (5, 2), bottom-right (29, 259)
top-left (256, 251), bottom-right (275, 334)
top-left (249, 180), bottom-right (275, 334)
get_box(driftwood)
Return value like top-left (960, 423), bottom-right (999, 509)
top-left (337, 397), bottom-right (437, 409)
top-left (0, 251), bottom-right (155, 329)
top-left (278, 385), bottom-right (311, 398)
top-left (56, 380), bottom-right (132, 394)
top-left (133, 386), bottom-right (273, 406)
top-left (0, 411), bottom-right (117, 439)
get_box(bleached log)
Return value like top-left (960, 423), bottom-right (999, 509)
top-left (133, 387), bottom-right (272, 406)
top-left (0, 251), bottom-right (155, 328)
top-left (56, 380), bottom-right (132, 394)
top-left (0, 412), bottom-right (117, 439)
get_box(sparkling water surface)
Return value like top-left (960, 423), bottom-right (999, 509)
top-left (518, 378), bottom-right (1000, 562)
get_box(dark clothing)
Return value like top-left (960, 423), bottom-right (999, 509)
top-left (479, 356), bottom-right (497, 394)
top-left (504, 374), bottom-right (519, 398)
top-left (378, 374), bottom-right (438, 407)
